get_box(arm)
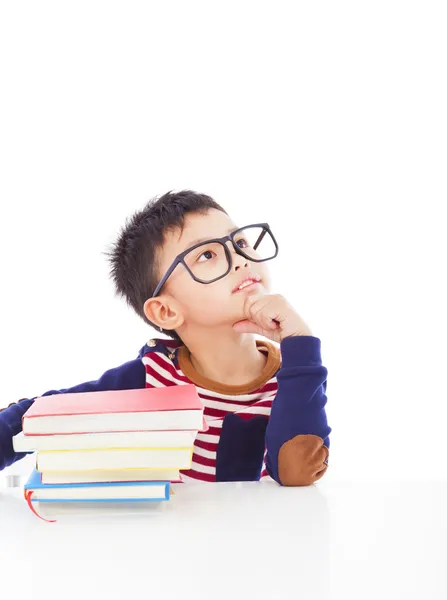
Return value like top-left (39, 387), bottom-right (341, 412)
top-left (265, 336), bottom-right (331, 486)
top-left (0, 357), bottom-right (146, 472)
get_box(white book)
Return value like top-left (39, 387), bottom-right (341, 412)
top-left (13, 429), bottom-right (198, 452)
top-left (24, 409), bottom-right (203, 435)
top-left (36, 447), bottom-right (194, 472)
top-left (41, 469), bottom-right (181, 485)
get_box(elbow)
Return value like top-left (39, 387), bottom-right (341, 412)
top-left (278, 434), bottom-right (329, 487)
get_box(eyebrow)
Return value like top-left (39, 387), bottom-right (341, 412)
top-left (182, 226), bottom-right (240, 251)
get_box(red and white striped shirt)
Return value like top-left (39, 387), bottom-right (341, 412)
top-left (142, 338), bottom-right (281, 482)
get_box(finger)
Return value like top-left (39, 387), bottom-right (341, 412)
top-left (234, 318), bottom-right (279, 335)
top-left (243, 295), bottom-right (280, 333)
top-left (257, 306), bottom-right (278, 332)
top-left (243, 292), bottom-right (268, 316)
top-left (233, 320), bottom-right (283, 343)
top-left (232, 320), bottom-right (264, 335)
top-left (245, 295), bottom-right (273, 325)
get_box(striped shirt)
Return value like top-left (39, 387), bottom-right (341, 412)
top-left (141, 338), bottom-right (281, 482)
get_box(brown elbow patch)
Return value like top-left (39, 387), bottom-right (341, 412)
top-left (278, 434), bottom-right (329, 486)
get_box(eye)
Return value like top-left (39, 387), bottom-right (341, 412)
top-left (235, 237), bottom-right (249, 249)
top-left (197, 249), bottom-right (216, 262)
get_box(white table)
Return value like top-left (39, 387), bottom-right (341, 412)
top-left (1, 458), bottom-right (446, 600)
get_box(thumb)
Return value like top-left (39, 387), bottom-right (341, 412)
top-left (232, 319), bottom-right (264, 335)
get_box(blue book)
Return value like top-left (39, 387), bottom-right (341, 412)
top-left (24, 469), bottom-right (170, 503)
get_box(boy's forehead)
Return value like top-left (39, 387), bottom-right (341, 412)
top-left (165, 210), bottom-right (238, 257)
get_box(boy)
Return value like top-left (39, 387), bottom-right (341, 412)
top-left (0, 190), bottom-right (331, 485)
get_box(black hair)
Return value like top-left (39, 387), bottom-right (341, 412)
top-left (103, 189), bottom-right (227, 342)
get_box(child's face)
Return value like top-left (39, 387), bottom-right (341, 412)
top-left (146, 209), bottom-right (272, 334)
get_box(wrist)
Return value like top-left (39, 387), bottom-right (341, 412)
top-left (281, 327), bottom-right (312, 340)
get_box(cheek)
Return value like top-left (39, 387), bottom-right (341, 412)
top-left (186, 279), bottom-right (231, 312)
top-left (178, 279), bottom-right (221, 308)
top-left (181, 283), bottom-right (232, 324)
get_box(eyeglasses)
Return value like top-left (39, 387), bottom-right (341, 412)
top-left (151, 223), bottom-right (279, 298)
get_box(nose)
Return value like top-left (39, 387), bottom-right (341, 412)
top-left (229, 247), bottom-right (249, 271)
top-left (234, 264), bottom-right (248, 272)
top-left (224, 239), bottom-right (250, 271)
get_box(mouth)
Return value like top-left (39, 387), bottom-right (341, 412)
top-left (232, 275), bottom-right (262, 293)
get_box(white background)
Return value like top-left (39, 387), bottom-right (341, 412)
top-left (0, 1), bottom-right (445, 483)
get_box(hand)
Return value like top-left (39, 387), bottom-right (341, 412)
top-left (232, 292), bottom-right (313, 342)
top-left (0, 399), bottom-right (28, 413)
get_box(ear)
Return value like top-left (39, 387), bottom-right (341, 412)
top-left (143, 295), bottom-right (184, 332)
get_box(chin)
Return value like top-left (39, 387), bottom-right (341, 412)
top-left (231, 282), bottom-right (265, 296)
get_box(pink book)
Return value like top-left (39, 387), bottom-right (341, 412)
top-left (22, 385), bottom-right (206, 436)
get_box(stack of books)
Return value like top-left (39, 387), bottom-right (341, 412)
top-left (13, 385), bottom-right (204, 520)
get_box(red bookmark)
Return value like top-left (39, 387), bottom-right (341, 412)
top-left (24, 490), bottom-right (56, 523)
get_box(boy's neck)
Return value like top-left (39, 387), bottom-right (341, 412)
top-left (182, 329), bottom-right (267, 387)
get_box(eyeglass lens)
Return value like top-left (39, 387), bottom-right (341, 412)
top-left (183, 226), bottom-right (276, 283)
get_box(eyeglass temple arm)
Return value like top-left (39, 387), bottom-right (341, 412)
top-left (254, 228), bottom-right (267, 251)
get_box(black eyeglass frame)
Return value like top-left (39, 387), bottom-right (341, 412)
top-left (151, 222), bottom-right (279, 298)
